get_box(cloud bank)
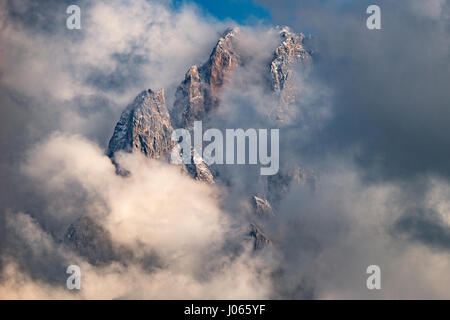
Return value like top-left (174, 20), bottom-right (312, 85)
top-left (1, 0), bottom-right (450, 299)
top-left (2, 133), bottom-right (274, 299)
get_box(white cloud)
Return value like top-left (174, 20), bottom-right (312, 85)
top-left (1, 133), bottom-right (274, 299)
top-left (2, 0), bottom-right (450, 300)
top-left (0, 0), bottom-right (223, 138)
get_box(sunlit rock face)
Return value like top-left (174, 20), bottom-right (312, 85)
top-left (172, 27), bottom-right (241, 129)
top-left (107, 88), bottom-right (215, 184)
top-left (269, 26), bottom-right (312, 122)
top-left (270, 26), bottom-right (311, 94)
top-left (107, 89), bottom-right (175, 160)
top-left (171, 65), bottom-right (206, 130)
top-left (171, 26), bottom-right (313, 129)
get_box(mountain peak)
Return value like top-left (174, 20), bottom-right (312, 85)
top-left (107, 88), bottom-right (174, 159)
top-left (172, 27), bottom-right (241, 129)
top-left (202, 26), bottom-right (240, 92)
top-left (101, 24), bottom-right (315, 256)
top-left (107, 25), bottom-right (311, 180)
top-left (268, 26), bottom-right (312, 122)
top-left (107, 87), bottom-right (216, 184)
top-left (221, 26), bottom-right (240, 40)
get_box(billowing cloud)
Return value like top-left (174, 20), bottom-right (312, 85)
top-left (2, 0), bottom-right (450, 300)
top-left (1, 133), bottom-right (274, 299)
top-left (256, 0), bottom-right (450, 181)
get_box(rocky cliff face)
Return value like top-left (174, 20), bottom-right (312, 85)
top-left (76, 26), bottom-right (315, 253)
top-left (184, 149), bottom-right (216, 184)
top-left (249, 223), bottom-right (271, 250)
top-left (107, 88), bottom-right (215, 184)
top-left (172, 27), bottom-right (240, 129)
top-left (171, 65), bottom-right (206, 130)
top-left (107, 26), bottom-right (311, 160)
top-left (107, 89), bottom-right (174, 160)
top-left (269, 26), bottom-right (312, 122)
top-left (270, 27), bottom-right (311, 94)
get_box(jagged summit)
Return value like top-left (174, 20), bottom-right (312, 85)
top-left (202, 27), bottom-right (240, 92)
top-left (270, 26), bottom-right (310, 93)
top-left (107, 88), bottom-right (174, 160)
top-left (171, 65), bottom-right (205, 129)
top-left (172, 25), bottom-right (312, 128)
top-left (171, 27), bottom-right (241, 129)
top-left (107, 24), bottom-right (313, 188)
top-left (267, 26), bottom-right (312, 122)
top-left (107, 87), bottom-right (216, 184)
top-left (103, 25), bottom-right (314, 251)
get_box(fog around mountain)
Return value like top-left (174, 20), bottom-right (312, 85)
top-left (0, 0), bottom-right (449, 299)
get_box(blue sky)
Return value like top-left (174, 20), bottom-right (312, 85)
top-left (172, 0), bottom-right (271, 24)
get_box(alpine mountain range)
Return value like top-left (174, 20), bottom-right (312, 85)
top-left (65, 25), bottom-right (317, 262)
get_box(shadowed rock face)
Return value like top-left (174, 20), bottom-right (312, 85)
top-left (249, 223), bottom-right (271, 250)
top-left (107, 89), bottom-right (175, 160)
top-left (107, 88), bottom-right (216, 184)
top-left (203, 27), bottom-right (241, 94)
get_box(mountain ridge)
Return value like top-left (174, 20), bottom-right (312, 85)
top-left (67, 26), bottom-right (314, 257)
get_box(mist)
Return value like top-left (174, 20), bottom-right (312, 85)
top-left (1, 0), bottom-right (450, 299)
